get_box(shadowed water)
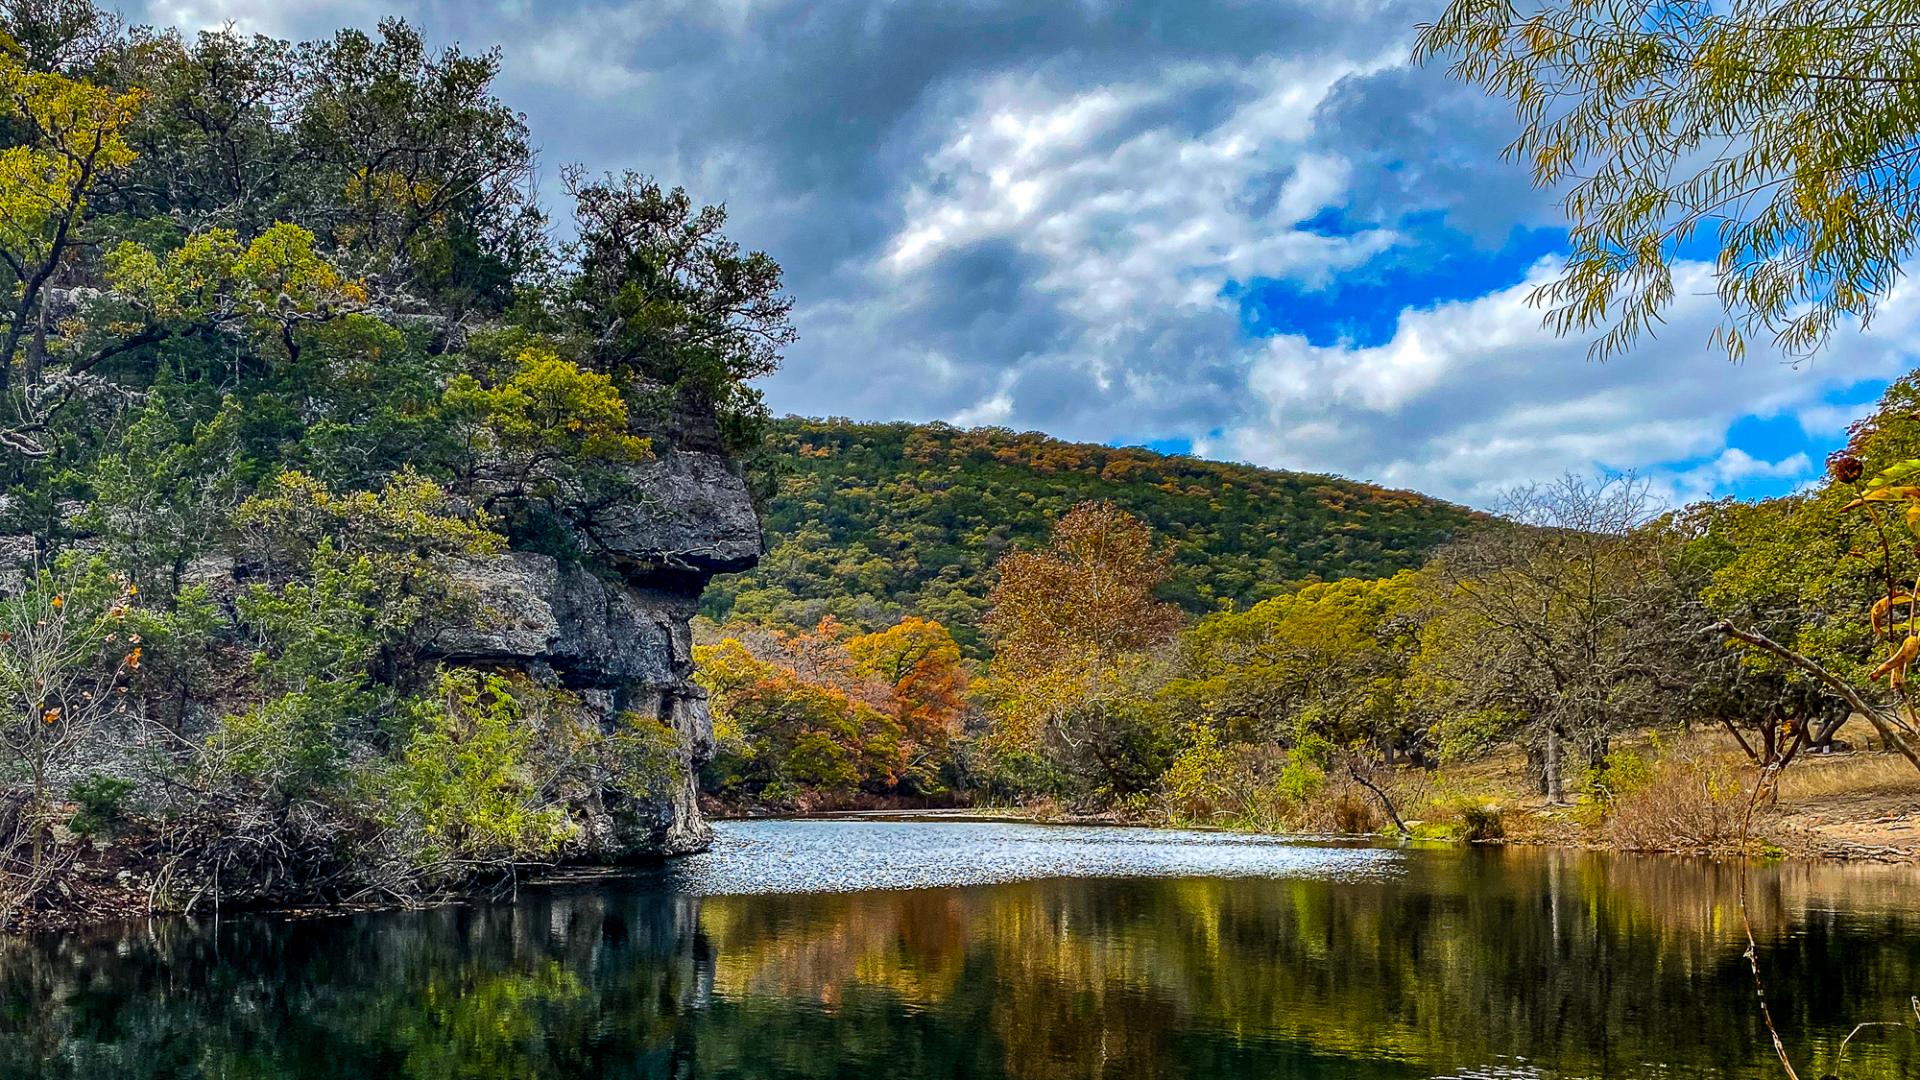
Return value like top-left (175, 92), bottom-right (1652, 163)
top-left (2, 820), bottom-right (1918, 1079)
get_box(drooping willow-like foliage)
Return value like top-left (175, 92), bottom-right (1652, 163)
top-left (1415, 0), bottom-right (1920, 361)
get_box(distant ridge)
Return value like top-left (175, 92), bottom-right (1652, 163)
top-left (703, 417), bottom-right (1487, 647)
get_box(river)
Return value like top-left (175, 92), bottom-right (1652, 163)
top-left (2, 819), bottom-right (1917, 1078)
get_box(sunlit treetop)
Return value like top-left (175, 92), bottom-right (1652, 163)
top-left (1416, 0), bottom-right (1920, 361)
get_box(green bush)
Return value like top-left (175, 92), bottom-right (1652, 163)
top-left (608, 711), bottom-right (681, 804)
top-left (384, 670), bottom-right (575, 868)
top-left (1575, 743), bottom-right (1657, 829)
top-left (1458, 801), bottom-right (1506, 842)
top-left (68, 775), bottom-right (137, 838)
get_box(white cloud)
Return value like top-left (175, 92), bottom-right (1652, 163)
top-left (1209, 260), bottom-right (1920, 505)
top-left (136, 0), bottom-right (388, 36)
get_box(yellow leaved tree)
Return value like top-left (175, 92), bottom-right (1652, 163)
top-left (0, 34), bottom-right (142, 455)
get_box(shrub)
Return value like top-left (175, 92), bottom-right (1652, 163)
top-left (1574, 744), bottom-right (1658, 830)
top-left (1328, 791), bottom-right (1381, 835)
top-left (607, 711), bottom-right (681, 804)
top-left (68, 775), bottom-right (136, 838)
top-left (1605, 753), bottom-right (1753, 852)
top-left (1160, 724), bottom-right (1235, 822)
top-left (383, 670), bottom-right (575, 869)
top-left (1457, 801), bottom-right (1506, 842)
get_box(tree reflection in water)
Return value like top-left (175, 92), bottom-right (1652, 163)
top-left (1, 826), bottom-right (1917, 1079)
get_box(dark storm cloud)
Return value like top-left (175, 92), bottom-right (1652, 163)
top-left (1305, 63), bottom-right (1556, 244)
top-left (132, 0), bottom-right (1432, 440)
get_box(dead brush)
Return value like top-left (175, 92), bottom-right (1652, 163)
top-left (1605, 751), bottom-right (1757, 853)
top-left (1290, 774), bottom-right (1385, 835)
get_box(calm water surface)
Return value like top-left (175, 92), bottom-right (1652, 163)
top-left (2, 819), bottom-right (1918, 1079)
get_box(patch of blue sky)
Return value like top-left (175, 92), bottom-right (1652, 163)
top-left (1227, 214), bottom-right (1565, 348)
top-left (1654, 379), bottom-right (1892, 501)
top-left (1134, 436), bottom-right (1195, 456)
top-left (1110, 428), bottom-right (1228, 459)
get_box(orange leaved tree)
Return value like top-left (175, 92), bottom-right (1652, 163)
top-left (980, 501), bottom-right (1182, 798)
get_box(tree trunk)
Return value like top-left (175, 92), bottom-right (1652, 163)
top-left (1527, 743), bottom-right (1548, 796)
top-left (1348, 758), bottom-right (1408, 836)
top-left (23, 297), bottom-right (46, 387)
top-left (1585, 734), bottom-right (1609, 771)
top-left (1709, 621), bottom-right (1920, 776)
top-left (1543, 725), bottom-right (1566, 805)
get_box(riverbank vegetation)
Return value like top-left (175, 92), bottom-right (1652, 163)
top-left (0, 3), bottom-right (787, 930)
top-left (699, 376), bottom-right (1920, 860)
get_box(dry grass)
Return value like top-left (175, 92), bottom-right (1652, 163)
top-left (1145, 724), bottom-right (1920, 856)
top-left (1774, 752), bottom-right (1920, 802)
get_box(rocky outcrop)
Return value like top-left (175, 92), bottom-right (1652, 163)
top-left (436, 444), bottom-right (761, 859)
top-left (580, 449), bottom-right (762, 578)
top-left (0, 443), bottom-right (761, 865)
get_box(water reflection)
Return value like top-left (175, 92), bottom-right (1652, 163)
top-left (1, 822), bottom-right (1917, 1079)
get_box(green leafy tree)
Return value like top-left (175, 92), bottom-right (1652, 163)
top-left (94, 220), bottom-right (366, 367)
top-left (0, 34), bottom-right (143, 454)
top-left (82, 391), bottom-right (242, 595)
top-left (214, 471), bottom-right (502, 795)
top-left (384, 669), bottom-right (576, 874)
top-left (443, 345), bottom-right (653, 506)
top-left (292, 19), bottom-right (539, 301)
top-left (1689, 376), bottom-right (1920, 771)
top-left (1164, 571), bottom-right (1432, 830)
top-left (562, 168), bottom-right (795, 450)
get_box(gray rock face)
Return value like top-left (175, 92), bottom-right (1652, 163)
top-left (583, 449), bottom-right (762, 576)
top-left (438, 553), bottom-right (684, 688)
top-left (434, 446), bottom-right (761, 859)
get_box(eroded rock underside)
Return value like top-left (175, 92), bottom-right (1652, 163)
top-left (436, 445), bottom-right (761, 860)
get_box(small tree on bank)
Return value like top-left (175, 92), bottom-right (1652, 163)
top-left (0, 558), bottom-right (139, 876)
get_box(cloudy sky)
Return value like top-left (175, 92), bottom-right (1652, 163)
top-left (130, 0), bottom-right (1917, 508)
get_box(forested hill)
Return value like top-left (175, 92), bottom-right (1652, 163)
top-left (703, 418), bottom-right (1485, 646)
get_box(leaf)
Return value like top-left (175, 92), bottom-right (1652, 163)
top-left (1867, 460), bottom-right (1920, 488)
top-left (1871, 593), bottom-right (1915, 637)
top-left (1869, 635), bottom-right (1920, 685)
top-left (1856, 486), bottom-right (1920, 503)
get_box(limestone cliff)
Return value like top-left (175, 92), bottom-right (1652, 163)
top-left (0, 438), bottom-right (760, 872)
top-left (435, 444), bottom-right (761, 859)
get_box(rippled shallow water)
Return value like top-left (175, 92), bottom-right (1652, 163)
top-left (658, 818), bottom-right (1401, 893)
top-left (3, 820), bottom-right (1919, 1079)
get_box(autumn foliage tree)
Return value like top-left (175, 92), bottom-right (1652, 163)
top-left (847, 616), bottom-right (968, 748)
top-left (696, 622), bottom-right (904, 805)
top-left (981, 501), bottom-right (1182, 799)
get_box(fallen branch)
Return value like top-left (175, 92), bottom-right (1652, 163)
top-left (1346, 756), bottom-right (1409, 836)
